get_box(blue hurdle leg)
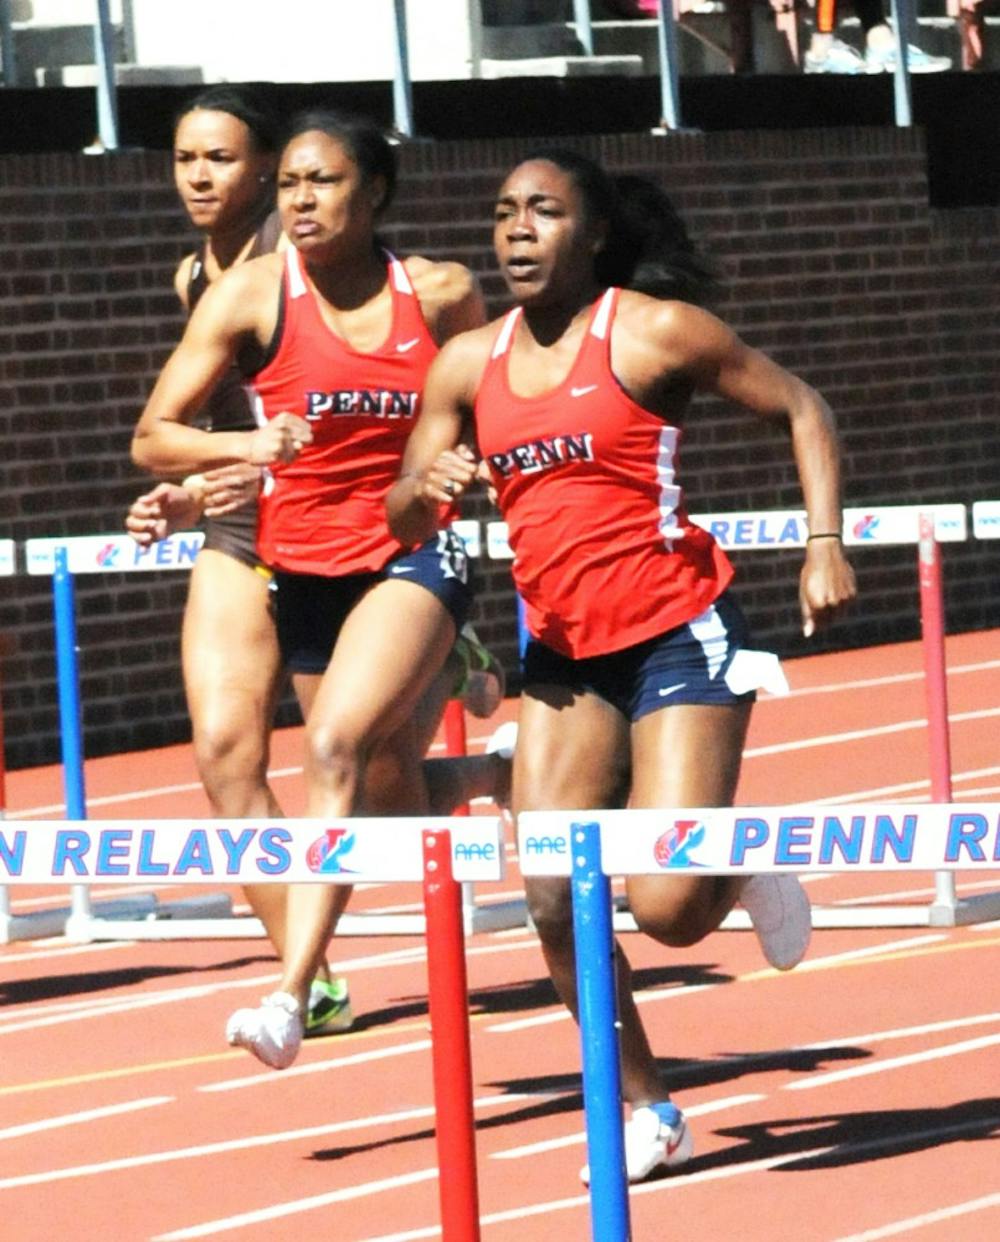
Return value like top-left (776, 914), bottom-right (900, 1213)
top-left (571, 820), bottom-right (631, 1241)
top-left (53, 548), bottom-right (91, 923)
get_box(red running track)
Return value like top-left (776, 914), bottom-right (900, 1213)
top-left (1, 631), bottom-right (999, 1241)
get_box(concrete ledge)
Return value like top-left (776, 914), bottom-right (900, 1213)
top-left (480, 53), bottom-right (644, 78)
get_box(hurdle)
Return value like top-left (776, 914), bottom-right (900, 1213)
top-left (517, 803), bottom-right (1000, 1240)
top-left (0, 812), bottom-right (500, 1242)
top-left (6, 498), bottom-right (999, 939)
top-left (0, 538), bottom-right (71, 942)
top-left (496, 502), bottom-right (1000, 932)
top-left (10, 530), bottom-right (521, 942)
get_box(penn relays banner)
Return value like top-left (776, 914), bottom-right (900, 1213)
top-left (517, 805), bottom-right (1000, 877)
top-left (0, 816), bottom-right (505, 885)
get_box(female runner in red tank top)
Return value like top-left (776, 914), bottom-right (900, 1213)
top-left (389, 150), bottom-right (857, 1183)
top-left (132, 111), bottom-right (499, 1070)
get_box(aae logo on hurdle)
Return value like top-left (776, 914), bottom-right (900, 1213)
top-left (517, 806), bottom-right (1000, 876)
top-left (0, 817), bottom-right (505, 885)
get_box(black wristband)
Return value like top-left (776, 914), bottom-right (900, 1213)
top-left (806, 532), bottom-right (842, 542)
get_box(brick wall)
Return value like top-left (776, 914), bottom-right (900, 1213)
top-left (1, 127), bottom-right (998, 768)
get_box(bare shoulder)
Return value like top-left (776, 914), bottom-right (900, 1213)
top-left (405, 254), bottom-right (478, 306)
top-left (616, 289), bottom-right (723, 339)
top-left (614, 289), bottom-right (735, 370)
top-left (427, 314), bottom-right (506, 402)
top-left (199, 251), bottom-right (283, 309)
top-left (182, 251), bottom-right (284, 345)
top-left (404, 254), bottom-right (485, 341)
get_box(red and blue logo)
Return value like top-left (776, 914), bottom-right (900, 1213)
top-left (306, 827), bottom-right (357, 874)
top-left (96, 542), bottom-right (120, 568)
top-left (852, 514), bottom-right (880, 541)
top-left (653, 819), bottom-right (707, 869)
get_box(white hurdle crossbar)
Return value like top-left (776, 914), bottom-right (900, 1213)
top-left (1, 813), bottom-right (504, 891)
top-left (519, 801), bottom-right (1000, 905)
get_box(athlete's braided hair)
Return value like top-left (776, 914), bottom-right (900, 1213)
top-left (519, 148), bottom-right (717, 307)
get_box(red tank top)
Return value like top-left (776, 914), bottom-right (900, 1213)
top-left (250, 248), bottom-right (439, 575)
top-left (475, 287), bottom-right (734, 658)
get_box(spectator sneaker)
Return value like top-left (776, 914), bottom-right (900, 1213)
top-left (226, 991), bottom-right (303, 1069)
top-left (740, 874), bottom-right (812, 970)
top-left (865, 42), bottom-right (951, 73)
top-left (581, 1100), bottom-right (693, 1185)
top-left (452, 623), bottom-right (506, 719)
top-left (305, 976), bottom-right (354, 1037)
top-left (804, 38), bottom-right (868, 74)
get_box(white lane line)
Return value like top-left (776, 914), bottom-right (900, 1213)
top-left (790, 934), bottom-right (946, 971)
top-left (0, 935), bottom-right (538, 1040)
top-left (0, 1095), bottom-right (173, 1141)
top-left (0, 940), bottom-right (134, 966)
top-left (6, 737), bottom-right (470, 820)
top-left (0, 985), bottom-right (224, 1035)
top-left (7, 705), bottom-right (996, 822)
top-left (744, 707), bottom-right (1000, 759)
top-left (802, 1010), bottom-right (1000, 1050)
top-left (361, 1116), bottom-right (1000, 1241)
top-left (832, 1192), bottom-right (1000, 1242)
top-left (6, 884), bottom-right (160, 912)
top-left (784, 1032), bottom-right (1000, 1091)
top-left (0, 1091), bottom-right (534, 1192)
top-left (199, 1039), bottom-right (432, 1093)
top-left (488, 934), bottom-right (947, 1034)
top-left (834, 877), bottom-right (1000, 906)
top-left (487, 983), bottom-right (718, 1034)
top-left (153, 1168), bottom-right (442, 1240)
top-left (492, 1093), bottom-right (765, 1160)
top-left (778, 659), bottom-right (1000, 700)
top-left (363, 1148), bottom-right (835, 1242)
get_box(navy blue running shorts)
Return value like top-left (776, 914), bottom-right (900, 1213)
top-left (522, 592), bottom-right (759, 722)
top-left (274, 529), bottom-right (473, 675)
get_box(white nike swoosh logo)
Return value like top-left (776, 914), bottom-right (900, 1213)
top-left (397, 338), bottom-right (420, 353)
top-left (657, 683), bottom-right (687, 698)
top-left (390, 565), bottom-right (416, 574)
top-left (570, 384), bottom-right (597, 398)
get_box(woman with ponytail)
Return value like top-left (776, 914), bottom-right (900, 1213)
top-left (389, 149), bottom-right (856, 1183)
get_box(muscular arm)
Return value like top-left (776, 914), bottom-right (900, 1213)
top-left (131, 256), bottom-right (309, 476)
top-left (624, 297), bottom-right (857, 636)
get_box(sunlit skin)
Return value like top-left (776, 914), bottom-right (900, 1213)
top-left (493, 159), bottom-right (605, 319)
top-left (277, 132), bottom-right (387, 298)
top-left (173, 109), bottom-right (275, 273)
top-left (387, 155), bottom-right (857, 1110)
top-left (132, 122), bottom-right (490, 1044)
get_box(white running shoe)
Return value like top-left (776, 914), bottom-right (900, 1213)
top-left (226, 991), bottom-right (303, 1069)
top-left (485, 720), bottom-right (517, 810)
top-left (485, 720), bottom-right (518, 760)
top-left (740, 874), bottom-right (812, 970)
top-left (580, 1101), bottom-right (693, 1185)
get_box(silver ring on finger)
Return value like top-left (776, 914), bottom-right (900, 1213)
top-left (444, 479), bottom-right (456, 496)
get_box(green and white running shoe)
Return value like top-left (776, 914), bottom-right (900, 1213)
top-left (451, 623), bottom-right (506, 719)
top-left (305, 976), bottom-right (354, 1037)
